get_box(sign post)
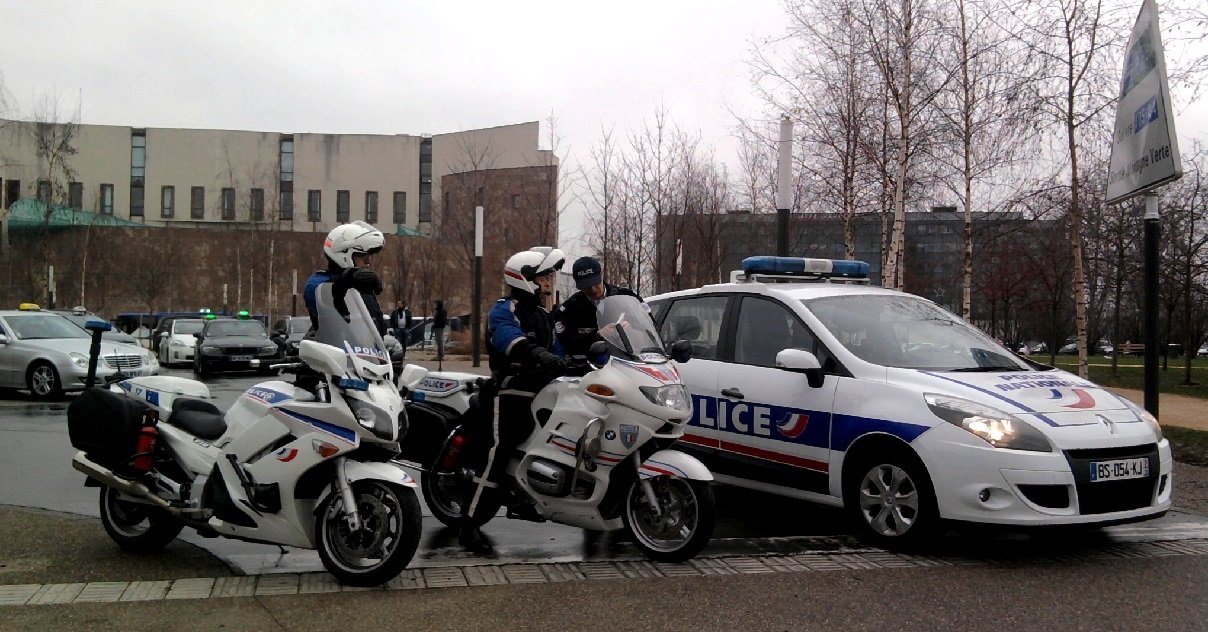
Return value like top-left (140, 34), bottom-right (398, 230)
top-left (1106, 0), bottom-right (1182, 418)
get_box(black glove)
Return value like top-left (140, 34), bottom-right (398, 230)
top-left (343, 267), bottom-right (383, 295)
top-left (530, 347), bottom-right (567, 372)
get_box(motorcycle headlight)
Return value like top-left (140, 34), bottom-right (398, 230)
top-left (69, 352), bottom-right (89, 369)
top-left (640, 384), bottom-right (692, 415)
top-left (924, 393), bottom-right (1052, 452)
top-left (1119, 396), bottom-right (1163, 441)
top-left (347, 398), bottom-right (395, 441)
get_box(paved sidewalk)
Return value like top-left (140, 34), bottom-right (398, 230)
top-left (1109, 388), bottom-right (1208, 432)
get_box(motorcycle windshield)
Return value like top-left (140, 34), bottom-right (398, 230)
top-left (315, 284), bottom-right (392, 380)
top-left (596, 295), bottom-right (667, 363)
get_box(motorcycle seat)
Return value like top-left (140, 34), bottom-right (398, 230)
top-left (167, 398), bottom-right (227, 440)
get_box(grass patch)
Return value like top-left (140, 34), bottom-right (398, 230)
top-left (1049, 357), bottom-right (1208, 400)
top-left (1165, 426), bottom-right (1208, 466)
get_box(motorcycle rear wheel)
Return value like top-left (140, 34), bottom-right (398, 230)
top-left (98, 486), bottom-right (184, 553)
top-left (421, 431), bottom-right (501, 528)
top-left (623, 477), bottom-right (715, 562)
top-left (316, 480), bottom-right (422, 587)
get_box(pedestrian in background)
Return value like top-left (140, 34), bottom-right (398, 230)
top-left (433, 300), bottom-right (448, 360)
top-left (390, 301), bottom-right (412, 359)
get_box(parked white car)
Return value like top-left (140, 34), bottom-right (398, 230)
top-left (647, 256), bottom-right (1171, 547)
top-left (157, 318), bottom-right (205, 367)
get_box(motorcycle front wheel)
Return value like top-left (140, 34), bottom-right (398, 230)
top-left (98, 486), bottom-right (184, 553)
top-left (623, 476), bottom-right (716, 562)
top-left (316, 480), bottom-right (422, 587)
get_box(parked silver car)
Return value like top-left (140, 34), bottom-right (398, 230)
top-left (50, 307), bottom-right (139, 346)
top-left (0, 306), bottom-right (159, 399)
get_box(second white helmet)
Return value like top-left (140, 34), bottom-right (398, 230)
top-left (503, 246), bottom-right (565, 295)
top-left (324, 221), bottom-right (385, 269)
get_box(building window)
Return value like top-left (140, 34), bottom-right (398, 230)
top-left (337, 190), bottom-right (350, 222)
top-left (393, 191), bottom-right (406, 224)
top-left (191, 186), bottom-right (205, 220)
top-left (279, 181), bottom-right (293, 220)
top-left (250, 188), bottom-right (264, 221)
top-left (3, 179), bottom-right (20, 209)
top-left (443, 191), bottom-right (449, 213)
top-left (221, 187), bottom-right (236, 220)
top-left (130, 130), bottom-right (146, 217)
top-left (279, 135), bottom-right (294, 221)
top-left (37, 180), bottom-right (51, 204)
top-left (419, 183), bottom-right (431, 223)
top-left (161, 186), bottom-right (175, 218)
top-left (365, 191), bottom-right (378, 223)
top-left (308, 190), bottom-right (321, 222)
top-left (419, 137), bottom-right (432, 223)
top-left (512, 194), bottom-right (521, 209)
top-left (100, 184), bottom-right (114, 215)
top-left (69, 182), bottom-right (83, 209)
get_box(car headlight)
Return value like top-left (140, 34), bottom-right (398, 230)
top-left (170, 339), bottom-right (189, 348)
top-left (924, 393), bottom-right (1052, 452)
top-left (69, 352), bottom-right (89, 369)
top-left (640, 384), bottom-right (692, 415)
top-left (346, 398), bottom-right (395, 441)
top-left (1119, 396), bottom-right (1163, 441)
top-left (260, 344), bottom-right (278, 354)
top-left (201, 345), bottom-right (220, 354)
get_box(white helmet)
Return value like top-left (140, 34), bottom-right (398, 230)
top-left (503, 246), bottom-right (565, 296)
top-left (324, 221), bottom-right (385, 269)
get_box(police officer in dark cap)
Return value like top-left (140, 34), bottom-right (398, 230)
top-left (553, 256), bottom-right (643, 357)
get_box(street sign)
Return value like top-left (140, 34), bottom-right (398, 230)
top-left (1106, 0), bottom-right (1182, 204)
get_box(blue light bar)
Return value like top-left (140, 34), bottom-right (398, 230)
top-left (741, 256), bottom-right (870, 279)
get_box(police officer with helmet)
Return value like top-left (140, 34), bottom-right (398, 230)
top-left (459, 246), bottom-right (568, 554)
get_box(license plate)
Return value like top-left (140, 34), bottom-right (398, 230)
top-left (1089, 457), bottom-right (1149, 482)
top-left (231, 355), bottom-right (253, 362)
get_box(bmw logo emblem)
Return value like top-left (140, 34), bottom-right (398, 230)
top-left (604, 430), bottom-right (616, 441)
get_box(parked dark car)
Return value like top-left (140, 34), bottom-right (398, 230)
top-left (270, 315), bottom-right (311, 356)
top-left (193, 318), bottom-right (280, 376)
top-left (51, 307), bottom-right (139, 346)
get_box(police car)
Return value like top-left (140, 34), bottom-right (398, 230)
top-left (647, 256), bottom-right (1171, 546)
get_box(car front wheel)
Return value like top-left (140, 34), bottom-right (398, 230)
top-left (844, 447), bottom-right (938, 549)
top-left (26, 361), bottom-right (63, 400)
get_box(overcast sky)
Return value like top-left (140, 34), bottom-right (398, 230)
top-left (0, 0), bottom-right (789, 254)
top-left (2, 1), bottom-right (1204, 257)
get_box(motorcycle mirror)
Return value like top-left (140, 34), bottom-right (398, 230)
top-left (588, 340), bottom-right (611, 366)
top-left (670, 340), bottom-right (692, 363)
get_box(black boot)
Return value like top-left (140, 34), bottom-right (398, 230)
top-left (458, 521), bottom-right (494, 555)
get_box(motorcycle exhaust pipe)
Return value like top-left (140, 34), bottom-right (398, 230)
top-left (71, 451), bottom-right (177, 514)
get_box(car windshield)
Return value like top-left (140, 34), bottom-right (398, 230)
top-left (205, 320), bottom-right (267, 337)
top-left (596, 295), bottom-right (667, 362)
top-left (803, 294), bottom-right (1027, 371)
top-left (5, 314), bottom-right (91, 340)
top-left (174, 320), bottom-right (204, 335)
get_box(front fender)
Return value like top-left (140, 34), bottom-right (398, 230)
top-left (638, 449), bottom-right (713, 482)
top-left (315, 460), bottom-right (418, 514)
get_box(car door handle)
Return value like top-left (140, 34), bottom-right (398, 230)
top-left (721, 387), bottom-right (745, 400)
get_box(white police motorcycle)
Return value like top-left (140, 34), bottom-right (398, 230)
top-left (68, 288), bottom-right (424, 586)
top-left (418, 294), bottom-right (716, 562)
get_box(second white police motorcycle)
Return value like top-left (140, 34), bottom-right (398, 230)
top-left (67, 288), bottom-right (423, 586)
top-left (417, 294), bottom-right (716, 562)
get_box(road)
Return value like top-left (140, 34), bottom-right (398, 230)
top-left (1, 367), bottom-right (1206, 629)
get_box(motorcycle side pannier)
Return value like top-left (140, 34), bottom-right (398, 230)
top-left (67, 387), bottom-right (150, 469)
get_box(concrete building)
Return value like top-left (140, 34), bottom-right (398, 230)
top-left (0, 117), bottom-right (554, 236)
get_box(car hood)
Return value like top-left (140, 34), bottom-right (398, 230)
top-left (200, 335), bottom-right (271, 347)
top-left (892, 368), bottom-right (1134, 421)
top-left (168, 333), bottom-right (199, 344)
top-left (19, 338), bottom-right (147, 358)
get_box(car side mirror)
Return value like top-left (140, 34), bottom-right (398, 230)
top-left (670, 339), bottom-right (692, 363)
top-left (776, 348), bottom-right (825, 388)
top-left (0, 333), bottom-right (8, 345)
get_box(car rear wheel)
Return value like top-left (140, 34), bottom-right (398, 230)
top-left (26, 361), bottom-right (63, 400)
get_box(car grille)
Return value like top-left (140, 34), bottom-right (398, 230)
top-left (223, 346), bottom-right (262, 355)
top-left (103, 355), bottom-right (145, 370)
top-left (1063, 443), bottom-right (1159, 515)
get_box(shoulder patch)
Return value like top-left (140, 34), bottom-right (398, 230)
top-left (554, 321), bottom-right (565, 334)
